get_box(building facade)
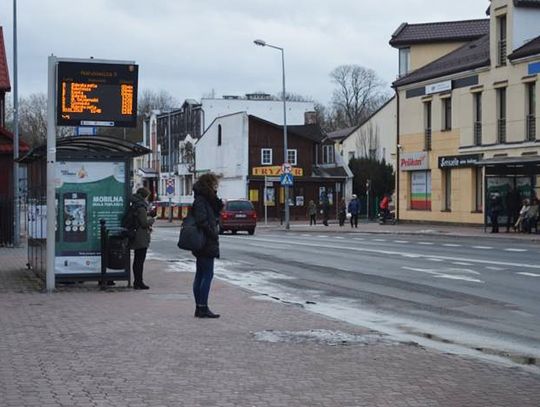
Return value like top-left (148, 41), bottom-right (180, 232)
top-left (196, 113), bottom-right (352, 220)
top-left (393, 0), bottom-right (540, 224)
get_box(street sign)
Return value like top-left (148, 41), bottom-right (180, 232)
top-left (166, 178), bottom-right (175, 195)
top-left (280, 173), bottom-right (294, 186)
top-left (281, 163), bottom-right (292, 174)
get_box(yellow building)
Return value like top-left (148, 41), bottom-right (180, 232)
top-left (392, 0), bottom-right (540, 225)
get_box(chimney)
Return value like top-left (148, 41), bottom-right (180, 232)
top-left (304, 111), bottom-right (317, 125)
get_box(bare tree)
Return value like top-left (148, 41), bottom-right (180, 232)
top-left (330, 65), bottom-right (388, 129)
top-left (138, 89), bottom-right (178, 116)
top-left (355, 122), bottom-right (381, 160)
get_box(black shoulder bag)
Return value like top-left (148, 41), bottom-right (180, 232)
top-left (177, 210), bottom-right (206, 252)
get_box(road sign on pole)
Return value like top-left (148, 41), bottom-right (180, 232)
top-left (281, 163), bottom-right (292, 174)
top-left (166, 178), bottom-right (175, 195)
top-left (280, 173), bottom-right (294, 186)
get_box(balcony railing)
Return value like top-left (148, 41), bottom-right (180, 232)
top-left (498, 40), bottom-right (507, 66)
top-left (497, 118), bottom-right (506, 144)
top-left (473, 121), bottom-right (482, 146)
top-left (424, 128), bottom-right (432, 151)
top-left (526, 114), bottom-right (536, 142)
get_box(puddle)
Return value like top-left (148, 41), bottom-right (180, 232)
top-left (252, 329), bottom-right (391, 346)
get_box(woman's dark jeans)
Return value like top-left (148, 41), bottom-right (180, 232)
top-left (193, 256), bottom-right (215, 306)
top-left (133, 248), bottom-right (147, 285)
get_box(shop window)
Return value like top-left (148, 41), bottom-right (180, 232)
top-left (475, 167), bottom-right (483, 212)
top-left (249, 189), bottom-right (259, 202)
top-left (261, 148), bottom-right (272, 165)
top-left (443, 169), bottom-right (451, 211)
top-left (410, 170), bottom-right (431, 210)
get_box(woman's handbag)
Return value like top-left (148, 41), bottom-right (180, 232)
top-left (177, 214), bottom-right (206, 251)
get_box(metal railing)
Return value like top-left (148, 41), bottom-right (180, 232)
top-left (526, 114), bottom-right (536, 141)
top-left (498, 40), bottom-right (507, 66)
top-left (474, 121), bottom-right (482, 145)
top-left (424, 128), bottom-right (432, 151)
top-left (497, 118), bottom-right (506, 144)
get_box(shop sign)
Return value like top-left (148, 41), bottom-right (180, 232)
top-left (400, 152), bottom-right (429, 171)
top-left (528, 61), bottom-right (540, 75)
top-left (252, 166), bottom-right (303, 176)
top-left (438, 154), bottom-right (481, 169)
top-left (425, 80), bottom-right (452, 95)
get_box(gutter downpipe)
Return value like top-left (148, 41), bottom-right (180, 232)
top-left (395, 87), bottom-right (400, 224)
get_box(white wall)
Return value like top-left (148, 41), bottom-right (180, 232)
top-left (341, 98), bottom-right (397, 168)
top-left (195, 112), bottom-right (249, 200)
top-left (201, 98), bottom-right (314, 131)
top-left (513, 7), bottom-right (540, 50)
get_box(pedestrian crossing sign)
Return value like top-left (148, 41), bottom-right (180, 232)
top-left (280, 173), bottom-right (294, 186)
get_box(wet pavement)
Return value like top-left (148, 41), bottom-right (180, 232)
top-left (1, 243), bottom-right (540, 406)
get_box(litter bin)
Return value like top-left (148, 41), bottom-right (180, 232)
top-left (107, 233), bottom-right (130, 270)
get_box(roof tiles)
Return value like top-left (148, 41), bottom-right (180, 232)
top-left (509, 34), bottom-right (540, 60)
top-left (0, 28), bottom-right (11, 92)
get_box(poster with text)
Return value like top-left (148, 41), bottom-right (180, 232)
top-left (410, 171), bottom-right (432, 210)
top-left (55, 161), bottom-right (126, 274)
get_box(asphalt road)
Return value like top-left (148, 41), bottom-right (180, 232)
top-left (150, 226), bottom-right (540, 368)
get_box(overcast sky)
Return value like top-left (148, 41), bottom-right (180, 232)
top-left (1, 0), bottom-right (488, 106)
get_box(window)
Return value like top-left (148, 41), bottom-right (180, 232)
top-left (497, 88), bottom-right (506, 143)
top-left (475, 167), bottom-right (483, 212)
top-left (526, 82), bottom-right (536, 141)
top-left (217, 125), bottom-right (222, 146)
top-left (443, 169), bottom-right (451, 211)
top-left (287, 149), bottom-right (297, 166)
top-left (410, 170), bottom-right (431, 210)
top-left (322, 144), bottom-right (335, 164)
top-left (473, 93), bottom-right (482, 145)
top-left (424, 101), bottom-right (432, 151)
top-left (399, 47), bottom-right (411, 76)
top-left (442, 97), bottom-right (452, 131)
top-left (261, 148), bottom-right (272, 165)
top-left (497, 15), bottom-right (507, 66)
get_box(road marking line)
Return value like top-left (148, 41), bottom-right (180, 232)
top-left (374, 238), bottom-right (387, 242)
top-left (434, 274), bottom-right (484, 283)
top-left (317, 235), bottom-right (329, 238)
top-left (453, 262), bottom-right (473, 266)
top-left (428, 258), bottom-right (444, 262)
top-left (301, 234), bottom-right (311, 237)
top-left (473, 246), bottom-right (493, 250)
top-left (402, 267), bottom-right (483, 283)
top-left (505, 248), bottom-right (528, 252)
top-left (234, 236), bottom-right (540, 270)
top-left (335, 236), bottom-right (345, 239)
top-left (394, 240), bottom-right (409, 243)
top-left (353, 237), bottom-right (365, 241)
top-left (443, 243), bottom-right (461, 247)
top-left (516, 272), bottom-right (540, 277)
top-left (418, 242), bottom-right (434, 245)
top-left (486, 266), bottom-right (505, 271)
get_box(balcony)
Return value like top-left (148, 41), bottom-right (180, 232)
top-left (526, 114), bottom-right (536, 142)
top-left (497, 119), bottom-right (506, 144)
top-left (473, 121), bottom-right (482, 146)
top-left (424, 128), bottom-right (432, 151)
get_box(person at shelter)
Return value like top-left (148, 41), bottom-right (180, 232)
top-left (129, 187), bottom-right (155, 289)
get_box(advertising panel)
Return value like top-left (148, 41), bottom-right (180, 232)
top-left (55, 161), bottom-right (126, 274)
top-left (410, 170), bottom-right (432, 210)
top-left (438, 154), bottom-right (481, 169)
top-left (400, 152), bottom-right (429, 171)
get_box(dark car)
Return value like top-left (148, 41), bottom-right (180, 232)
top-left (219, 199), bottom-right (257, 235)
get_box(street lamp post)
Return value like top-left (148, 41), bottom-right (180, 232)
top-left (13, 0), bottom-right (20, 246)
top-left (253, 39), bottom-right (290, 229)
top-left (167, 111), bottom-right (173, 223)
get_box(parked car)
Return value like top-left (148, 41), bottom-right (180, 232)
top-left (219, 199), bottom-right (257, 235)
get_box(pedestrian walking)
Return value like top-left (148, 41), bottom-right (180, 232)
top-left (379, 194), bottom-right (390, 223)
top-left (489, 192), bottom-right (503, 233)
top-left (348, 194), bottom-right (360, 228)
top-left (129, 187), bottom-right (155, 290)
top-left (505, 188), bottom-right (521, 232)
top-left (321, 192), bottom-right (330, 226)
top-left (308, 200), bottom-right (317, 226)
top-left (191, 173), bottom-right (223, 318)
top-left (338, 197), bottom-right (347, 226)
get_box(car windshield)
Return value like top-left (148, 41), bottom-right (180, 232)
top-left (227, 201), bottom-right (254, 211)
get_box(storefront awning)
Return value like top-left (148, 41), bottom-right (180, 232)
top-left (477, 155), bottom-right (540, 166)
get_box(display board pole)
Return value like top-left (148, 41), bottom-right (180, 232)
top-left (12, 0), bottom-right (20, 247)
top-left (46, 55), bottom-right (57, 292)
top-left (264, 176), bottom-right (268, 226)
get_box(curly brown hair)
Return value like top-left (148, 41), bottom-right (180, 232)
top-left (197, 172), bottom-right (219, 189)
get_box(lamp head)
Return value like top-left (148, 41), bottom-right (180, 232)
top-left (254, 39), bottom-right (266, 47)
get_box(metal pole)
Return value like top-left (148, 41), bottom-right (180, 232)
top-left (13, 0), bottom-right (20, 246)
top-left (168, 111), bottom-right (173, 222)
top-left (46, 56), bottom-right (57, 292)
top-left (281, 48), bottom-right (290, 230)
top-left (264, 176), bottom-right (268, 226)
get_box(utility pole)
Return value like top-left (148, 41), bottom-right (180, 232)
top-left (12, 0), bottom-right (20, 246)
top-left (168, 111), bottom-right (173, 223)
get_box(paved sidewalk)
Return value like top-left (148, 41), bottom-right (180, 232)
top-left (1, 247), bottom-right (540, 406)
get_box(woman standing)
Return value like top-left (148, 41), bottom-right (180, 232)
top-left (130, 187), bottom-right (155, 290)
top-left (307, 200), bottom-right (317, 226)
top-left (191, 173), bottom-right (223, 318)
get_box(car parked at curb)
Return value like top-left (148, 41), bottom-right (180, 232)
top-left (219, 199), bottom-right (257, 235)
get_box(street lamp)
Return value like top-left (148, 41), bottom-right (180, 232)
top-left (167, 110), bottom-right (173, 223)
top-left (253, 39), bottom-right (290, 230)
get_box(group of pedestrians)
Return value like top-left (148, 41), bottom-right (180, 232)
top-left (308, 194), bottom-right (361, 228)
top-left (489, 189), bottom-right (539, 233)
top-left (125, 173), bottom-right (222, 319)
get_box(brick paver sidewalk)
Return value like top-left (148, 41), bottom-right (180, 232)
top-left (1, 248), bottom-right (540, 406)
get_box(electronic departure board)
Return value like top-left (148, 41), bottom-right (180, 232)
top-left (56, 61), bottom-right (139, 128)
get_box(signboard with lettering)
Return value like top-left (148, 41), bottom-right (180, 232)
top-left (57, 61), bottom-right (139, 127)
top-left (400, 152), bottom-right (429, 171)
top-left (425, 80), bottom-right (452, 95)
top-left (438, 154), bottom-right (481, 169)
top-left (528, 61), bottom-right (540, 75)
top-left (252, 166), bottom-right (303, 176)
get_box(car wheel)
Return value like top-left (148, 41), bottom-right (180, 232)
top-left (248, 229), bottom-right (255, 235)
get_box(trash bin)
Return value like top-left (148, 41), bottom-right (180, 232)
top-left (107, 233), bottom-right (130, 270)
